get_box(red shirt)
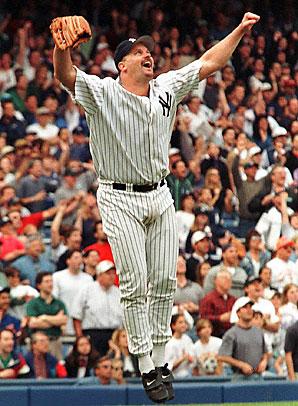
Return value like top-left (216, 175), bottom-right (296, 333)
top-left (0, 235), bottom-right (24, 260)
top-left (84, 241), bottom-right (114, 262)
top-left (17, 212), bottom-right (44, 235)
top-left (199, 289), bottom-right (236, 338)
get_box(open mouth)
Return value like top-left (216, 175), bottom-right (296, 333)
top-left (142, 60), bottom-right (152, 69)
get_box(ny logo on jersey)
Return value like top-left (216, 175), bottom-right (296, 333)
top-left (159, 92), bottom-right (172, 117)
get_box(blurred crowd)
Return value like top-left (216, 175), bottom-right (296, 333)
top-left (0, 0), bottom-right (298, 383)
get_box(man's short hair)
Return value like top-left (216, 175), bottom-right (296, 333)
top-left (35, 272), bottom-right (52, 287)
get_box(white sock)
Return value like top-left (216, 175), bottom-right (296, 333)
top-left (151, 345), bottom-right (165, 368)
top-left (138, 354), bottom-right (155, 374)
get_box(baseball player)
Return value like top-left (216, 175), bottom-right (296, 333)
top-left (51, 12), bottom-right (260, 403)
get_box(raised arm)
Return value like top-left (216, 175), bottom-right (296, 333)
top-left (199, 13), bottom-right (260, 81)
top-left (53, 47), bottom-right (76, 93)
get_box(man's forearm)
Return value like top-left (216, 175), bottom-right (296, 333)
top-left (53, 47), bottom-right (76, 91)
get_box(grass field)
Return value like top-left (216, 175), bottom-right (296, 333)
top-left (174, 403), bottom-right (298, 406)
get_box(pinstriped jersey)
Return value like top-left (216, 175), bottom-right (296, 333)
top-left (72, 59), bottom-right (202, 184)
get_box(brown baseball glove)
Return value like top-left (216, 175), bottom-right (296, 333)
top-left (50, 16), bottom-right (91, 51)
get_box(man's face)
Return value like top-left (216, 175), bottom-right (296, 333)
top-left (237, 303), bottom-right (254, 322)
top-left (0, 330), bottom-right (14, 354)
top-left (67, 251), bottom-right (83, 270)
top-left (98, 269), bottom-right (116, 289)
top-left (68, 230), bottom-right (82, 249)
top-left (95, 359), bottom-right (112, 380)
top-left (120, 44), bottom-right (154, 81)
top-left (176, 255), bottom-right (186, 276)
top-left (30, 160), bottom-right (43, 178)
top-left (84, 250), bottom-right (100, 267)
top-left (223, 246), bottom-right (238, 265)
top-left (194, 238), bottom-right (210, 255)
top-left (174, 161), bottom-right (187, 178)
top-left (271, 167), bottom-right (286, 187)
top-left (38, 275), bottom-right (53, 295)
top-left (245, 281), bottom-right (264, 301)
top-left (33, 334), bottom-right (50, 354)
top-left (0, 292), bottom-right (10, 311)
top-left (95, 223), bottom-right (107, 242)
top-left (28, 240), bottom-right (42, 258)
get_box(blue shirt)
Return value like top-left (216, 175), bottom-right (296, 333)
top-left (0, 313), bottom-right (20, 333)
top-left (12, 255), bottom-right (55, 286)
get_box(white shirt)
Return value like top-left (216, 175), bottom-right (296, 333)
top-left (0, 68), bottom-right (16, 92)
top-left (53, 269), bottom-right (93, 335)
top-left (26, 123), bottom-right (59, 140)
top-left (266, 257), bottom-right (298, 292)
top-left (193, 336), bottom-right (222, 357)
top-left (70, 281), bottom-right (123, 330)
top-left (70, 60), bottom-right (202, 184)
top-left (8, 284), bottom-right (39, 320)
top-left (175, 210), bottom-right (195, 251)
top-left (165, 334), bottom-right (195, 378)
top-left (230, 297), bottom-right (279, 324)
top-left (279, 302), bottom-right (298, 330)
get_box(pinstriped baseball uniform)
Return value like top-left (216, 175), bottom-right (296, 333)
top-left (70, 59), bottom-right (202, 357)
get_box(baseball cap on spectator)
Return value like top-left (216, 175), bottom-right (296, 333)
top-left (272, 127), bottom-right (287, 138)
top-left (243, 161), bottom-right (258, 169)
top-left (25, 127), bottom-right (38, 136)
top-left (97, 43), bottom-right (109, 52)
top-left (260, 82), bottom-right (272, 91)
top-left (169, 148), bottom-right (180, 157)
top-left (233, 297), bottom-right (254, 314)
top-left (191, 231), bottom-right (209, 246)
top-left (248, 145), bottom-right (262, 157)
top-left (0, 216), bottom-right (12, 228)
top-left (0, 145), bottom-right (14, 158)
top-left (194, 206), bottom-right (209, 216)
top-left (36, 107), bottom-right (51, 115)
top-left (72, 126), bottom-right (85, 135)
top-left (114, 36), bottom-right (155, 71)
top-left (96, 260), bottom-right (115, 275)
top-left (0, 286), bottom-right (10, 294)
top-left (275, 236), bottom-right (295, 251)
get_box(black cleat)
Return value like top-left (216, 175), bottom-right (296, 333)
top-left (142, 369), bottom-right (169, 403)
top-left (156, 363), bottom-right (175, 401)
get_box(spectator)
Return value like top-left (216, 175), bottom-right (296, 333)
top-left (285, 320), bottom-right (298, 381)
top-left (196, 261), bottom-right (211, 288)
top-left (83, 250), bottom-right (100, 280)
top-left (52, 249), bottom-right (93, 335)
top-left (111, 358), bottom-right (125, 384)
top-left (165, 314), bottom-right (194, 379)
top-left (5, 267), bottom-right (39, 320)
top-left (218, 297), bottom-right (269, 381)
top-left (16, 159), bottom-right (49, 213)
top-left (26, 107), bottom-right (59, 142)
top-left (279, 284), bottom-right (298, 333)
top-left (26, 272), bottom-right (67, 360)
top-left (186, 231), bottom-right (211, 282)
top-left (74, 191), bottom-right (100, 248)
top-left (55, 227), bottom-right (82, 271)
top-left (0, 286), bottom-right (20, 334)
top-left (266, 236), bottom-right (297, 292)
top-left (0, 101), bottom-right (25, 145)
top-left (174, 255), bottom-right (203, 321)
top-left (241, 229), bottom-right (271, 277)
top-left (185, 207), bottom-right (211, 254)
top-left (0, 329), bottom-right (29, 378)
top-left (107, 328), bottom-right (139, 378)
top-left (201, 142), bottom-right (230, 190)
top-left (83, 220), bottom-right (114, 262)
top-left (12, 235), bottom-right (55, 286)
top-left (193, 319), bottom-right (222, 376)
top-left (203, 244), bottom-right (247, 297)
top-left (230, 277), bottom-right (279, 333)
top-left (25, 331), bottom-right (67, 378)
top-left (175, 193), bottom-right (195, 252)
top-left (231, 154), bottom-right (268, 238)
top-left (0, 216), bottom-right (25, 263)
top-left (65, 335), bottom-right (99, 378)
top-left (258, 266), bottom-right (276, 300)
top-left (69, 126), bottom-right (91, 163)
top-left (71, 260), bottom-right (122, 356)
top-left (285, 134), bottom-right (298, 176)
top-left (200, 270), bottom-right (236, 338)
top-left (76, 356), bottom-right (116, 385)
top-left (166, 159), bottom-right (193, 210)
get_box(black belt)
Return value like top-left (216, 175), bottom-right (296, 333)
top-left (112, 179), bottom-right (165, 193)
